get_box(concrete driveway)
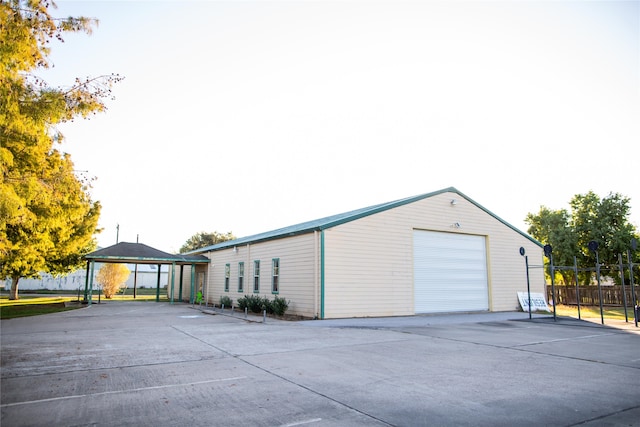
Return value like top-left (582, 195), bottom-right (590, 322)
top-left (1, 302), bottom-right (639, 427)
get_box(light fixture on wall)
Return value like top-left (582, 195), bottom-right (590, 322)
top-left (452, 222), bottom-right (461, 229)
top-left (450, 199), bottom-right (457, 206)
top-left (233, 246), bottom-right (238, 253)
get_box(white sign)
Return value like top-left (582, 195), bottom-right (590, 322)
top-left (517, 292), bottom-right (550, 312)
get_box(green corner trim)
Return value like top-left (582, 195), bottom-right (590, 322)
top-left (320, 230), bottom-right (325, 319)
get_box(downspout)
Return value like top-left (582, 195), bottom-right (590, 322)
top-left (320, 230), bottom-right (325, 319)
top-left (314, 231), bottom-right (318, 319)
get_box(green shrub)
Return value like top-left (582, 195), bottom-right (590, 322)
top-left (261, 296), bottom-right (273, 314)
top-left (248, 294), bottom-right (263, 313)
top-left (220, 295), bottom-right (232, 308)
top-left (271, 296), bottom-right (289, 316)
top-left (236, 295), bottom-right (249, 311)
top-left (236, 295), bottom-right (289, 316)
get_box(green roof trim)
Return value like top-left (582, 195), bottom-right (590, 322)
top-left (189, 187), bottom-right (541, 254)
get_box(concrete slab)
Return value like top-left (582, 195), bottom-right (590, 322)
top-left (2, 302), bottom-right (639, 426)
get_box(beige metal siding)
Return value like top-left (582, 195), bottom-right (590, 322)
top-left (323, 191), bottom-right (544, 318)
top-left (204, 233), bottom-right (318, 318)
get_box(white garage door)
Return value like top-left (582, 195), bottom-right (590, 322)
top-left (413, 230), bottom-right (489, 313)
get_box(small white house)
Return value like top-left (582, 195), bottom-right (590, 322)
top-left (9, 264), bottom-right (169, 292)
top-left (174, 187), bottom-right (544, 319)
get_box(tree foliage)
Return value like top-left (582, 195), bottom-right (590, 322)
top-left (179, 231), bottom-right (235, 253)
top-left (1, 0), bottom-right (122, 299)
top-left (96, 263), bottom-right (130, 299)
top-left (526, 191), bottom-right (639, 285)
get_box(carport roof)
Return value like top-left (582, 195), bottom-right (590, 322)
top-left (84, 242), bottom-right (209, 265)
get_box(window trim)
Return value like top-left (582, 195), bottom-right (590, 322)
top-left (238, 262), bottom-right (244, 293)
top-left (224, 263), bottom-right (230, 292)
top-left (271, 258), bottom-right (279, 294)
top-left (253, 260), bottom-right (260, 293)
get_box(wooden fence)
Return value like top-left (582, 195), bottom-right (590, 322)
top-left (547, 285), bottom-right (640, 307)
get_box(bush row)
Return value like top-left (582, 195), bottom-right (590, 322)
top-left (220, 294), bottom-right (290, 316)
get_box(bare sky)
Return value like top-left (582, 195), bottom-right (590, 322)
top-left (43, 0), bottom-right (639, 252)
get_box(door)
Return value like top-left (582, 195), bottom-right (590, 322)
top-left (413, 230), bottom-right (489, 313)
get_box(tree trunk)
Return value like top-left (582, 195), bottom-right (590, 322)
top-left (9, 276), bottom-right (20, 300)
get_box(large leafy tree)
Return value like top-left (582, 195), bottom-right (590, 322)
top-left (180, 231), bottom-right (236, 253)
top-left (1, 0), bottom-right (121, 299)
top-left (525, 207), bottom-right (577, 285)
top-left (526, 191), bottom-right (638, 285)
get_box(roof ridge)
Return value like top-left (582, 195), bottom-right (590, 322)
top-left (189, 187), bottom-right (464, 253)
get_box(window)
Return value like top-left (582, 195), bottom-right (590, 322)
top-left (253, 260), bottom-right (260, 293)
top-left (224, 263), bottom-right (230, 292)
top-left (271, 258), bottom-right (279, 294)
top-left (238, 262), bottom-right (244, 292)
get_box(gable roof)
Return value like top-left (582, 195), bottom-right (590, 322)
top-left (190, 187), bottom-right (541, 254)
top-left (86, 242), bottom-right (209, 264)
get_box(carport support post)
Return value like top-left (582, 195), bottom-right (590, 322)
top-left (170, 262), bottom-right (176, 304)
top-left (83, 260), bottom-right (90, 301)
top-left (190, 263), bottom-right (196, 304)
top-left (88, 260), bottom-right (95, 306)
top-left (156, 264), bottom-right (161, 302)
top-left (179, 265), bottom-right (184, 302)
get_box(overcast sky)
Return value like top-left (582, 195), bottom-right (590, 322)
top-left (42, 0), bottom-right (639, 253)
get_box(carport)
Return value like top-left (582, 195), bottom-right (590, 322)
top-left (83, 242), bottom-right (209, 305)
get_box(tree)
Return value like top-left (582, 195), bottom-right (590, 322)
top-left (526, 191), bottom-right (639, 285)
top-left (96, 263), bottom-right (131, 299)
top-left (180, 231), bottom-right (235, 253)
top-left (1, 0), bottom-right (122, 299)
top-left (525, 206), bottom-right (577, 285)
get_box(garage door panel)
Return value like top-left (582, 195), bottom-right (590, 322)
top-left (414, 230), bottom-right (489, 313)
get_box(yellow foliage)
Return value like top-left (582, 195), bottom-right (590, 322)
top-left (96, 264), bottom-right (131, 298)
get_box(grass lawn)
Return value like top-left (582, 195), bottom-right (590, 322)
top-left (553, 304), bottom-right (634, 321)
top-left (0, 289), bottom-right (169, 319)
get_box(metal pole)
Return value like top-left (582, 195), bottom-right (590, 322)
top-left (628, 249), bottom-right (638, 327)
top-left (618, 253), bottom-right (629, 322)
top-left (595, 251), bottom-right (604, 325)
top-left (573, 256), bottom-right (581, 320)
top-left (550, 253), bottom-right (556, 321)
